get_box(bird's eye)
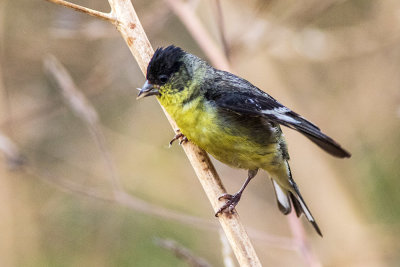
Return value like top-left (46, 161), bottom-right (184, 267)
top-left (158, 75), bottom-right (168, 84)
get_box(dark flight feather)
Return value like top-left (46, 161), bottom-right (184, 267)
top-left (206, 70), bottom-right (351, 158)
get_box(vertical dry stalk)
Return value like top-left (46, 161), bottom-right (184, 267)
top-left (163, 0), bottom-right (230, 71)
top-left (288, 212), bottom-right (321, 267)
top-left (45, 0), bottom-right (262, 265)
top-left (214, 0), bottom-right (230, 61)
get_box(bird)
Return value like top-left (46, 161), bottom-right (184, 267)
top-left (137, 45), bottom-right (351, 236)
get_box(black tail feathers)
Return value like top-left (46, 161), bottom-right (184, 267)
top-left (289, 191), bottom-right (322, 237)
top-left (272, 179), bottom-right (323, 237)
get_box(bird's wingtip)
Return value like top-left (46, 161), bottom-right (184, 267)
top-left (311, 220), bottom-right (323, 237)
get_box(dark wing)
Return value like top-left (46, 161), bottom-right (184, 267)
top-left (206, 71), bottom-right (351, 158)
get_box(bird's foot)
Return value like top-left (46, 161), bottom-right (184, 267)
top-left (179, 136), bottom-right (188, 145)
top-left (169, 131), bottom-right (188, 147)
top-left (215, 192), bottom-right (242, 217)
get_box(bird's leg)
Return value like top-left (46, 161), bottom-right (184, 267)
top-left (215, 169), bottom-right (258, 216)
top-left (169, 130), bottom-right (188, 147)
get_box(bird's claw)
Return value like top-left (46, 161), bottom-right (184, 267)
top-left (218, 193), bottom-right (233, 200)
top-left (179, 136), bottom-right (188, 145)
top-left (169, 131), bottom-right (188, 147)
top-left (215, 193), bottom-right (242, 217)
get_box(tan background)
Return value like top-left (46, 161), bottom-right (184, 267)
top-left (0, 0), bottom-right (398, 266)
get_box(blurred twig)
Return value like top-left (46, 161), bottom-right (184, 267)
top-left (0, 131), bottom-right (25, 170)
top-left (45, 0), bottom-right (116, 23)
top-left (163, 0), bottom-right (230, 71)
top-left (214, 0), bottom-right (230, 61)
top-left (154, 238), bottom-right (212, 267)
top-left (43, 54), bottom-right (122, 193)
top-left (288, 212), bottom-right (321, 267)
top-left (0, 59), bottom-right (114, 130)
top-left (0, 0), bottom-right (13, 134)
top-left (0, 1), bottom-right (25, 171)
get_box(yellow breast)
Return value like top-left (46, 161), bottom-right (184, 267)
top-left (158, 92), bottom-right (279, 171)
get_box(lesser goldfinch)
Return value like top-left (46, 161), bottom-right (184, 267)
top-left (137, 45), bottom-right (350, 236)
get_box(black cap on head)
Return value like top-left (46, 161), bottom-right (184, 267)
top-left (146, 45), bottom-right (185, 84)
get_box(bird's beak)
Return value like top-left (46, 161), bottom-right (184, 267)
top-left (137, 80), bottom-right (160, 100)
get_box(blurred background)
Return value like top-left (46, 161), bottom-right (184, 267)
top-left (0, 0), bottom-right (399, 266)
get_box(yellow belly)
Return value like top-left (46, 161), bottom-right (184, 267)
top-left (160, 95), bottom-right (282, 171)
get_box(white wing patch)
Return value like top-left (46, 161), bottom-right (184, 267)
top-left (262, 107), bottom-right (300, 124)
top-left (272, 180), bottom-right (290, 211)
